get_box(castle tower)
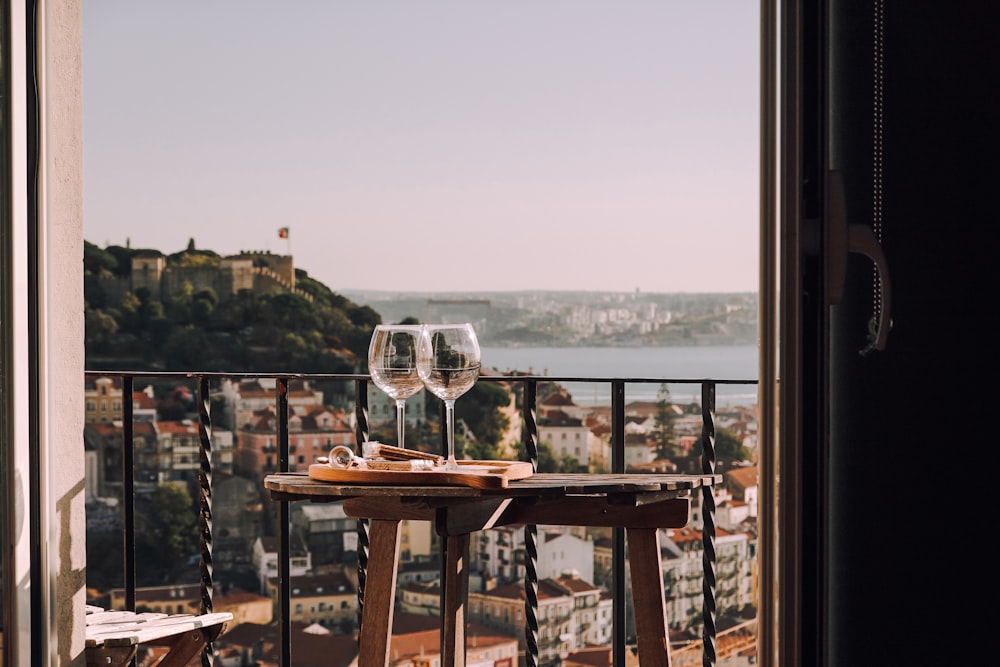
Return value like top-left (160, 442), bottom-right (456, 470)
top-left (130, 253), bottom-right (165, 299)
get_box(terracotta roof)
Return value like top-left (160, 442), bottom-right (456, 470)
top-left (726, 465), bottom-right (758, 489)
top-left (540, 409), bottom-right (583, 427)
top-left (552, 574), bottom-right (599, 593)
top-left (387, 622), bottom-right (513, 665)
top-left (132, 391), bottom-right (155, 409)
top-left (285, 572), bottom-right (355, 596)
top-left (85, 375), bottom-right (123, 390)
top-left (541, 392), bottom-right (576, 406)
top-left (258, 534), bottom-right (308, 557)
top-left (155, 420), bottom-right (200, 435)
top-left (214, 587), bottom-right (269, 606)
top-left (86, 422), bottom-right (120, 436)
top-left (391, 611), bottom-right (441, 635)
top-left (400, 580), bottom-right (440, 595)
top-left (255, 626), bottom-right (358, 667)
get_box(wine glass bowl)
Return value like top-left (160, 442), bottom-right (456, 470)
top-left (368, 324), bottom-right (424, 448)
top-left (417, 323), bottom-right (481, 470)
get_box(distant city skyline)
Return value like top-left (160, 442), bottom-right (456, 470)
top-left (83, 1), bottom-right (760, 294)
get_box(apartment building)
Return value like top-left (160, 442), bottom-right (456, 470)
top-left (221, 377), bottom-right (326, 430)
top-left (253, 535), bottom-right (311, 595)
top-left (537, 409), bottom-right (592, 469)
top-left (265, 572), bottom-right (356, 632)
top-left (83, 418), bottom-right (234, 498)
top-left (473, 527), bottom-right (595, 590)
top-left (469, 573), bottom-right (612, 665)
top-left (236, 406), bottom-right (353, 475)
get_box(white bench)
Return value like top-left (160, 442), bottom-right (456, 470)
top-left (85, 605), bottom-right (233, 667)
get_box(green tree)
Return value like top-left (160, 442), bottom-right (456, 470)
top-left (557, 455), bottom-right (582, 473)
top-left (167, 281), bottom-right (195, 324)
top-left (650, 383), bottom-right (678, 459)
top-left (83, 240), bottom-right (118, 276)
top-left (690, 427), bottom-right (751, 464)
top-left (85, 531), bottom-right (123, 591)
top-left (454, 382), bottom-right (511, 449)
top-left (103, 244), bottom-right (141, 278)
top-left (84, 309), bottom-right (119, 351)
top-left (513, 438), bottom-right (558, 472)
top-left (135, 483), bottom-right (199, 585)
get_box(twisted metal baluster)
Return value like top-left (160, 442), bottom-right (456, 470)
top-left (354, 378), bottom-right (370, 637)
top-left (276, 378), bottom-right (291, 667)
top-left (196, 376), bottom-right (217, 667)
top-left (522, 380), bottom-right (540, 667)
top-left (121, 376), bottom-right (136, 614)
top-left (701, 383), bottom-right (718, 667)
top-left (610, 380), bottom-right (627, 667)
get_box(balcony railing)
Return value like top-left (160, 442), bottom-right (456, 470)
top-left (85, 369), bottom-right (756, 667)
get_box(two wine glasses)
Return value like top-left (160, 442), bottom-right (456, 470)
top-left (367, 323), bottom-right (481, 469)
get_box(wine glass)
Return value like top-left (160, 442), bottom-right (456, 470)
top-left (417, 323), bottom-right (481, 470)
top-left (368, 324), bottom-right (424, 449)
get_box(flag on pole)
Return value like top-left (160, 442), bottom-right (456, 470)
top-left (278, 226), bottom-right (289, 239)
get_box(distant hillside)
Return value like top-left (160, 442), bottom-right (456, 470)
top-left (84, 240), bottom-right (380, 374)
top-left (341, 289), bottom-right (758, 347)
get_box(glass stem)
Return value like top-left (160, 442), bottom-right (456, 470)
top-left (395, 399), bottom-right (406, 449)
top-left (444, 399), bottom-right (458, 469)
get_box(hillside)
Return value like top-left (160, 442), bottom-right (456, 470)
top-left (83, 240), bottom-right (379, 373)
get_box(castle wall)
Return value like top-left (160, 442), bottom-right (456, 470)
top-left (131, 255), bottom-right (165, 298)
top-left (95, 253), bottom-right (307, 306)
top-left (162, 266), bottom-right (228, 299)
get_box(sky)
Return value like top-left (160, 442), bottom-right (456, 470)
top-left (82, 1), bottom-right (759, 294)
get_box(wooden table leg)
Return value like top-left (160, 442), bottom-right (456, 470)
top-left (441, 534), bottom-right (470, 667)
top-left (627, 527), bottom-right (672, 667)
top-left (359, 518), bottom-right (402, 667)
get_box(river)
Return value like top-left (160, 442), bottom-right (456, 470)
top-left (479, 344), bottom-right (759, 407)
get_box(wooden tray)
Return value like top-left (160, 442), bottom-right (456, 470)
top-left (308, 460), bottom-right (533, 489)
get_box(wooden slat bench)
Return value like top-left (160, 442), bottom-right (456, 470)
top-left (85, 605), bottom-right (233, 667)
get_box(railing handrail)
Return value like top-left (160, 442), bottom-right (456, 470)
top-left (84, 369), bottom-right (757, 667)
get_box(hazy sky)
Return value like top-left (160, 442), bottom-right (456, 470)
top-left (83, 1), bottom-right (759, 294)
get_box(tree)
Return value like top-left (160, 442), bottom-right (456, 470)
top-left (454, 382), bottom-right (511, 450)
top-left (513, 438), bottom-right (557, 472)
top-left (690, 427), bottom-right (751, 464)
top-left (557, 455), bottom-right (582, 473)
top-left (135, 483), bottom-right (199, 585)
top-left (650, 383), bottom-right (678, 459)
top-left (83, 240), bottom-right (118, 276)
top-left (85, 309), bottom-right (119, 351)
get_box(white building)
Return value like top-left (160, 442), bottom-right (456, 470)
top-left (252, 534), bottom-right (311, 594)
top-left (473, 527), bottom-right (595, 589)
top-left (399, 580), bottom-right (441, 616)
top-left (536, 531), bottom-right (594, 584)
top-left (537, 409), bottom-right (592, 469)
top-left (661, 526), bottom-right (755, 629)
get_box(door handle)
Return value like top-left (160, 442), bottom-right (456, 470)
top-left (827, 170), bottom-right (892, 355)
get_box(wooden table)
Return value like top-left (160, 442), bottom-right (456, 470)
top-left (265, 471), bottom-right (720, 667)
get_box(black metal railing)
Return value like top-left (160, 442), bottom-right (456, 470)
top-left (85, 370), bottom-right (756, 667)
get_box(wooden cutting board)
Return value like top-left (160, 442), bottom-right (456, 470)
top-left (308, 459), bottom-right (534, 489)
